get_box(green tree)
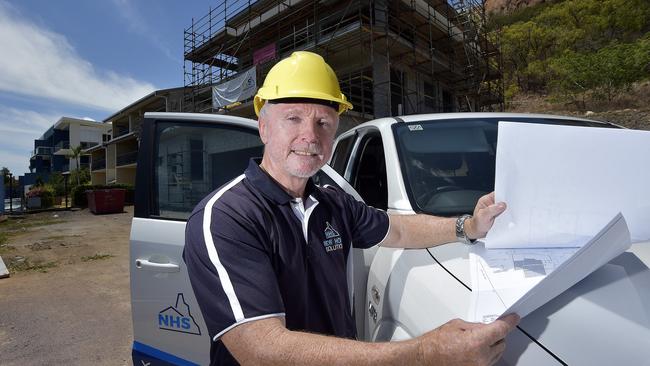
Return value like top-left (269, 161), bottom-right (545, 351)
top-left (2, 168), bottom-right (19, 197)
top-left (548, 50), bottom-right (596, 109)
top-left (1, 167), bottom-right (9, 185)
top-left (67, 145), bottom-right (84, 186)
top-left (594, 44), bottom-right (635, 101)
top-left (501, 20), bottom-right (557, 91)
top-left (69, 168), bottom-right (91, 188)
top-left (548, 33), bottom-right (650, 107)
top-left (496, 0), bottom-right (650, 97)
top-left (47, 172), bottom-right (65, 196)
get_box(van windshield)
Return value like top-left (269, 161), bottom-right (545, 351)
top-left (393, 117), bottom-right (616, 216)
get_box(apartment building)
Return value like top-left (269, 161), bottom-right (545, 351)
top-left (88, 87), bottom-right (185, 186)
top-left (21, 117), bottom-right (110, 193)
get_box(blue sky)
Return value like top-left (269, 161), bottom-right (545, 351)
top-left (0, 0), bottom-right (218, 176)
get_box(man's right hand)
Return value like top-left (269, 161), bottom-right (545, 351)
top-left (417, 313), bottom-right (520, 366)
top-left (222, 313), bottom-right (519, 365)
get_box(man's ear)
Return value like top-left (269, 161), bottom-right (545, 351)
top-left (258, 116), bottom-right (268, 144)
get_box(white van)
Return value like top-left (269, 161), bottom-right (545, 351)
top-left (131, 112), bottom-right (649, 366)
top-left (130, 112), bottom-right (366, 365)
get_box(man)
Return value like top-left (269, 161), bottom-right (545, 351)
top-left (184, 51), bottom-right (519, 365)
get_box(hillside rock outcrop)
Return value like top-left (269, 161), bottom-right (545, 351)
top-left (485, 0), bottom-right (548, 14)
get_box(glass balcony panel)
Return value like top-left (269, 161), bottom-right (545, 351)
top-left (32, 146), bottom-right (53, 157)
top-left (92, 157), bottom-right (106, 170)
top-left (116, 151), bottom-right (138, 166)
top-left (113, 126), bottom-right (130, 138)
top-left (54, 141), bottom-right (70, 151)
top-left (80, 141), bottom-right (99, 149)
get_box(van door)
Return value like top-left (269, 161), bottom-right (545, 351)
top-left (130, 113), bottom-right (366, 365)
top-left (130, 113), bottom-right (264, 366)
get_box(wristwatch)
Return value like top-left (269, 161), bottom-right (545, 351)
top-left (455, 214), bottom-right (477, 245)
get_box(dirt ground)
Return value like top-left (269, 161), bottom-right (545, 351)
top-left (0, 207), bottom-right (133, 365)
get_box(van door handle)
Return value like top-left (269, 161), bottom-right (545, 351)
top-left (135, 258), bottom-right (180, 273)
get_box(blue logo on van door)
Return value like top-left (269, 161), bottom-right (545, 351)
top-left (158, 293), bottom-right (201, 335)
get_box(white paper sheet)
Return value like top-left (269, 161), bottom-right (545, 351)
top-left (486, 122), bottom-right (650, 249)
top-left (469, 213), bottom-right (631, 323)
top-left (468, 245), bottom-right (578, 323)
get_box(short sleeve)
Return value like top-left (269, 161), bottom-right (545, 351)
top-left (337, 189), bottom-right (390, 249)
top-left (183, 203), bottom-right (285, 341)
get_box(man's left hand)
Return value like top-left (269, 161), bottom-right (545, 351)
top-left (466, 192), bottom-right (506, 240)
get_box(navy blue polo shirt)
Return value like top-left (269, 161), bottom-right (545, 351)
top-left (183, 159), bottom-right (389, 365)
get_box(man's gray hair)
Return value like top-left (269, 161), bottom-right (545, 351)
top-left (259, 102), bottom-right (272, 118)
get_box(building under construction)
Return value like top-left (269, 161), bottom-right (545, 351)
top-left (183, 0), bottom-right (503, 129)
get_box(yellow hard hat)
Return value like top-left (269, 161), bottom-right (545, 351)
top-left (254, 51), bottom-right (353, 116)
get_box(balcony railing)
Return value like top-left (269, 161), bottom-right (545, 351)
top-left (80, 141), bottom-right (99, 149)
top-left (113, 126), bottom-right (131, 138)
top-left (54, 141), bottom-right (70, 152)
top-left (116, 151), bottom-right (138, 166)
top-left (31, 146), bottom-right (53, 157)
top-left (92, 157), bottom-right (106, 170)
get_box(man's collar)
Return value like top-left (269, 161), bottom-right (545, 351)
top-left (245, 158), bottom-right (319, 205)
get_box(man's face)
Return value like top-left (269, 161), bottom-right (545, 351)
top-left (259, 102), bottom-right (339, 181)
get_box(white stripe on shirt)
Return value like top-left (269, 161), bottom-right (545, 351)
top-left (202, 174), bottom-right (246, 322)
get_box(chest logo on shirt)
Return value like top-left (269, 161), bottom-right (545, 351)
top-left (323, 222), bottom-right (343, 252)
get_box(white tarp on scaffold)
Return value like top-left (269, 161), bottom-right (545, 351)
top-left (212, 66), bottom-right (257, 109)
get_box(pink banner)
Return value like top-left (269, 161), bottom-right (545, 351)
top-left (253, 43), bottom-right (276, 65)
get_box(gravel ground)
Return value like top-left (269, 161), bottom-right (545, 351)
top-left (0, 207), bottom-right (133, 365)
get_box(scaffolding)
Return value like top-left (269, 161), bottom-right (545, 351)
top-left (183, 0), bottom-right (503, 117)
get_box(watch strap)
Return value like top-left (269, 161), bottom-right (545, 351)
top-left (455, 214), bottom-right (476, 245)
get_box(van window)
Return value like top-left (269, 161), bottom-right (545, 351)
top-left (330, 134), bottom-right (355, 177)
top-left (351, 132), bottom-right (387, 210)
top-left (154, 123), bottom-right (263, 219)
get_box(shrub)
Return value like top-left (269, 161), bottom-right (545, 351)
top-left (47, 173), bottom-right (65, 196)
top-left (71, 184), bottom-right (92, 207)
top-left (69, 168), bottom-right (91, 188)
top-left (26, 186), bottom-right (55, 208)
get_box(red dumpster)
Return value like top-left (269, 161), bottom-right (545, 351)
top-left (86, 189), bottom-right (126, 214)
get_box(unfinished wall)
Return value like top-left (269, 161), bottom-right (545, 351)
top-left (91, 172), bottom-right (106, 185)
top-left (106, 144), bottom-right (116, 183)
top-left (115, 167), bottom-right (136, 186)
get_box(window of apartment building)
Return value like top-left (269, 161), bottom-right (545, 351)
top-left (390, 68), bottom-right (405, 116)
top-left (424, 81), bottom-right (436, 109)
top-left (443, 90), bottom-right (454, 112)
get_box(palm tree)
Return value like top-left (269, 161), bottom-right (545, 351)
top-left (67, 145), bottom-right (84, 186)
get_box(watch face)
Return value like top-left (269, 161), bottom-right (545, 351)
top-left (455, 216), bottom-right (465, 238)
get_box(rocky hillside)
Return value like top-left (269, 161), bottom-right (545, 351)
top-left (487, 0), bottom-right (650, 132)
top-left (485, 0), bottom-right (548, 14)
top-left (507, 82), bottom-right (650, 131)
